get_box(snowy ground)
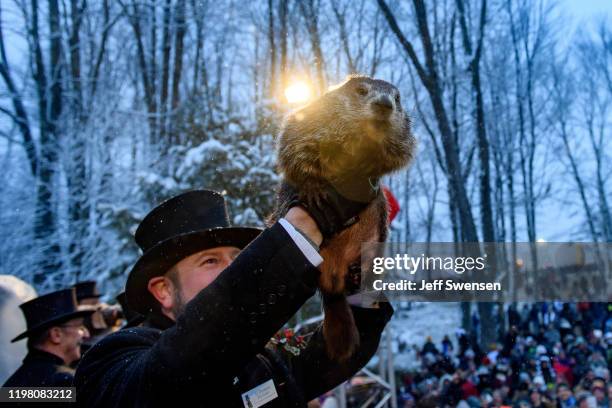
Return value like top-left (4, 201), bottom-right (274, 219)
top-left (387, 302), bottom-right (461, 371)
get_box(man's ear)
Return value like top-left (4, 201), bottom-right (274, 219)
top-left (147, 276), bottom-right (175, 312)
top-left (48, 327), bottom-right (63, 345)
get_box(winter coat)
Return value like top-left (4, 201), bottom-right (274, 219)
top-left (3, 349), bottom-right (74, 387)
top-left (74, 223), bottom-right (393, 407)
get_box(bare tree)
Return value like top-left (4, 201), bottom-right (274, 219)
top-left (377, 0), bottom-right (479, 244)
top-left (575, 22), bottom-right (612, 242)
top-left (550, 59), bottom-right (599, 242)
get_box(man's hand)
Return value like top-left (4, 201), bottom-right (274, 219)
top-left (285, 179), bottom-right (380, 240)
top-left (285, 207), bottom-right (323, 247)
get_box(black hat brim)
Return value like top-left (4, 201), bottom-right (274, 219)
top-left (11, 310), bottom-right (95, 343)
top-left (126, 226), bottom-right (262, 315)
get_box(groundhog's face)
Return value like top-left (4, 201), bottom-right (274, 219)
top-left (335, 76), bottom-right (405, 125)
top-left (279, 76), bottom-right (416, 183)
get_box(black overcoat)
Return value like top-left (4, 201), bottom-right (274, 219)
top-left (75, 223), bottom-right (393, 407)
top-left (3, 349), bottom-right (74, 387)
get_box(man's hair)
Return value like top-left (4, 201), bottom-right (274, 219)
top-left (27, 328), bottom-right (50, 350)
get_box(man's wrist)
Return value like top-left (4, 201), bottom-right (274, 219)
top-left (278, 219), bottom-right (323, 267)
top-left (293, 226), bottom-right (320, 251)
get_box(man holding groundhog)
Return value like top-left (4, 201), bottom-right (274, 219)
top-left (75, 189), bottom-right (393, 407)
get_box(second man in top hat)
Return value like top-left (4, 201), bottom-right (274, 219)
top-left (3, 288), bottom-right (93, 387)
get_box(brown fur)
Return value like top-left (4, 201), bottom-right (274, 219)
top-left (269, 75), bottom-right (416, 361)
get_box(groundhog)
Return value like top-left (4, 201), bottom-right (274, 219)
top-left (270, 75), bottom-right (416, 361)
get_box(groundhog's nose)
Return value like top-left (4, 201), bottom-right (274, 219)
top-left (372, 95), bottom-right (393, 113)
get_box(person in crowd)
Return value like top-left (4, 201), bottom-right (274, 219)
top-left (557, 383), bottom-right (578, 408)
top-left (73, 280), bottom-right (121, 352)
top-left (441, 334), bottom-right (453, 356)
top-left (75, 189), bottom-right (393, 406)
top-left (422, 336), bottom-right (439, 355)
top-left (3, 288), bottom-right (93, 386)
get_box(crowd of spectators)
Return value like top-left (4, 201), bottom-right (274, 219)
top-left (397, 302), bottom-right (612, 408)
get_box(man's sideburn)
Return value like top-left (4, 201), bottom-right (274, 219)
top-left (167, 267), bottom-right (187, 318)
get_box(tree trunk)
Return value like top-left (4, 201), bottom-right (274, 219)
top-left (279, 0), bottom-right (288, 91)
top-left (32, 0), bottom-right (63, 285)
top-left (170, 0), bottom-right (186, 144)
top-left (67, 0), bottom-right (89, 283)
top-left (159, 0), bottom-right (172, 142)
top-left (125, 0), bottom-right (158, 143)
top-left (456, 0), bottom-right (496, 347)
top-left (267, 0), bottom-right (277, 98)
top-left (0, 4), bottom-right (38, 175)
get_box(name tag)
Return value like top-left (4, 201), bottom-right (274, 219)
top-left (241, 379), bottom-right (278, 408)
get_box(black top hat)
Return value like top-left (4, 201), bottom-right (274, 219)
top-left (11, 288), bottom-right (95, 342)
top-left (125, 190), bottom-right (262, 314)
top-left (73, 280), bottom-right (102, 302)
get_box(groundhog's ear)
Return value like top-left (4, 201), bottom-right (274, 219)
top-left (328, 75), bottom-right (356, 92)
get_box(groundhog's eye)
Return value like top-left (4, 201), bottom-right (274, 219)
top-left (395, 94), bottom-right (401, 104)
top-left (356, 86), bottom-right (368, 96)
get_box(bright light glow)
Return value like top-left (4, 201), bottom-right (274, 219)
top-left (284, 81), bottom-right (312, 104)
top-left (536, 238), bottom-right (547, 243)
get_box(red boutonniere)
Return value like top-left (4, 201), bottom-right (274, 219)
top-left (270, 328), bottom-right (307, 356)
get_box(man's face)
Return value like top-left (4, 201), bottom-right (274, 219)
top-left (168, 246), bottom-right (241, 316)
top-left (593, 387), bottom-right (605, 401)
top-left (557, 385), bottom-right (571, 401)
top-left (57, 317), bottom-right (89, 364)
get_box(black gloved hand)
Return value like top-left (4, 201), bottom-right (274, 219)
top-left (285, 177), bottom-right (380, 239)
